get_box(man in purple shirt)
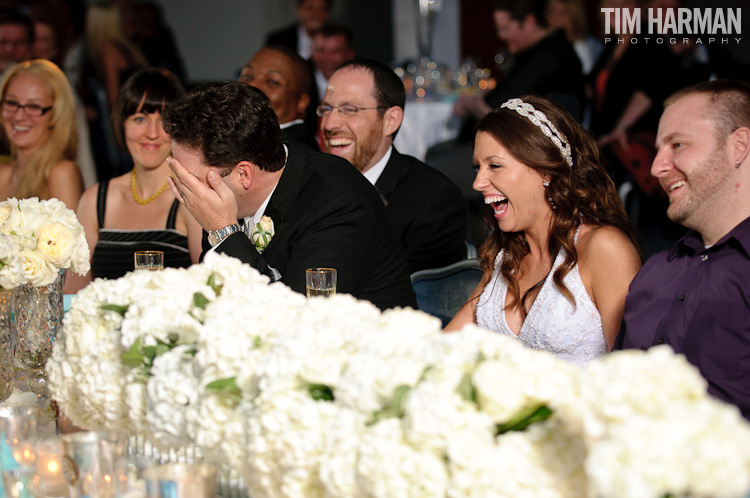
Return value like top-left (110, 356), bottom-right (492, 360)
top-left (615, 80), bottom-right (750, 419)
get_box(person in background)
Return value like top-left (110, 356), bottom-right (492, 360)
top-left (125, 1), bottom-right (186, 81)
top-left (310, 24), bottom-right (354, 100)
top-left (164, 81), bottom-right (417, 310)
top-left (446, 96), bottom-right (641, 367)
top-left (0, 59), bottom-right (82, 210)
top-left (320, 59), bottom-right (467, 274)
top-left (264, 0), bottom-right (331, 60)
top-left (28, 4), bottom-right (97, 189)
top-left (239, 45), bottom-right (318, 150)
top-left (453, 0), bottom-right (584, 123)
top-left (85, 1), bottom-right (148, 106)
top-left (615, 80), bottom-right (750, 420)
top-left (66, 69), bottom-right (202, 293)
top-left (0, 9), bottom-right (32, 74)
top-left (545, 0), bottom-right (603, 75)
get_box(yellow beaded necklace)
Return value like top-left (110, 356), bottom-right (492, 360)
top-left (130, 169), bottom-right (170, 205)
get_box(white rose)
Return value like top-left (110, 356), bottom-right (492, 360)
top-left (18, 199), bottom-right (49, 233)
top-left (20, 250), bottom-right (57, 286)
top-left (0, 201), bottom-right (21, 234)
top-left (36, 221), bottom-right (75, 266)
top-left (0, 236), bottom-right (15, 261)
top-left (0, 259), bottom-right (24, 289)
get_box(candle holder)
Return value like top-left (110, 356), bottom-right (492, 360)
top-left (144, 463), bottom-right (217, 498)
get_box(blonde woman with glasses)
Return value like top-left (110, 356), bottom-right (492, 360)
top-left (0, 59), bottom-right (83, 210)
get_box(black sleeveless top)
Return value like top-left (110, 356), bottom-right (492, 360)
top-left (91, 180), bottom-right (192, 279)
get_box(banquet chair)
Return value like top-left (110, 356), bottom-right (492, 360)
top-left (411, 259), bottom-right (483, 328)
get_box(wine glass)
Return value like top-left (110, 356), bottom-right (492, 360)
top-left (305, 268), bottom-right (337, 297)
top-left (0, 406), bottom-right (39, 498)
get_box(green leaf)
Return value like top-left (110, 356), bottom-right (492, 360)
top-left (456, 372), bottom-right (476, 404)
top-left (101, 304), bottom-right (129, 316)
top-left (308, 384), bottom-right (334, 401)
top-left (120, 338), bottom-right (145, 368)
top-left (368, 384), bottom-right (411, 425)
top-left (253, 336), bottom-right (262, 348)
top-left (206, 377), bottom-right (241, 401)
top-left (206, 377), bottom-right (239, 391)
top-left (207, 274), bottom-right (223, 296)
top-left (496, 404), bottom-right (553, 435)
top-left (141, 346), bottom-right (158, 365)
top-left (193, 292), bottom-right (210, 310)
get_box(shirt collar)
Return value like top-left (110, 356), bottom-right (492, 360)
top-left (279, 119), bottom-right (304, 130)
top-left (362, 146), bottom-right (392, 185)
top-left (669, 214), bottom-right (750, 260)
top-left (244, 144), bottom-right (287, 230)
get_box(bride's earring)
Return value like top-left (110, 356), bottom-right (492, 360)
top-left (542, 181), bottom-right (550, 187)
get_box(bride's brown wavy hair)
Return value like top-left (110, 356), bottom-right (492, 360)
top-left (476, 95), bottom-right (640, 314)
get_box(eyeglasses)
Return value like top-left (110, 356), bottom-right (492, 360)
top-left (316, 104), bottom-right (387, 117)
top-left (1, 100), bottom-right (53, 117)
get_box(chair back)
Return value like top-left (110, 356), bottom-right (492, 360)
top-left (411, 259), bottom-right (483, 328)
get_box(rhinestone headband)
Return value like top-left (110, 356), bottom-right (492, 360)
top-left (500, 98), bottom-right (574, 167)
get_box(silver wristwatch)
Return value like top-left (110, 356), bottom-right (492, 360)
top-left (207, 224), bottom-right (243, 247)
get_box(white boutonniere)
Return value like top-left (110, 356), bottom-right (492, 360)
top-left (250, 216), bottom-right (275, 253)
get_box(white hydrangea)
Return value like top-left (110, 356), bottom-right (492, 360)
top-left (145, 345), bottom-right (200, 450)
top-left (356, 418), bottom-right (447, 498)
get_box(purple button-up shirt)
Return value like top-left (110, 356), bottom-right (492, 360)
top-left (615, 215), bottom-right (750, 420)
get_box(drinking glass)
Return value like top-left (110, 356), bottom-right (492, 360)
top-left (144, 463), bottom-right (216, 498)
top-left (0, 406), bottom-right (39, 498)
top-left (134, 251), bottom-right (164, 271)
top-left (28, 436), bottom-right (68, 498)
top-left (306, 268), bottom-right (337, 297)
top-left (60, 431), bottom-right (117, 498)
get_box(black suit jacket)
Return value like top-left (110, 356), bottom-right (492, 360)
top-left (375, 148), bottom-right (466, 274)
top-left (202, 142), bottom-right (417, 311)
top-left (282, 122), bottom-right (318, 151)
top-left (264, 24), bottom-right (299, 52)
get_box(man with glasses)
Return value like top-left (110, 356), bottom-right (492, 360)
top-left (320, 59), bottom-right (466, 274)
top-left (0, 10), bottom-right (32, 74)
top-left (164, 81), bottom-right (417, 310)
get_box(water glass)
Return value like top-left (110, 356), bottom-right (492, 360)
top-left (144, 463), bottom-right (216, 498)
top-left (306, 268), bottom-right (337, 297)
top-left (60, 431), bottom-right (117, 498)
top-left (0, 406), bottom-right (39, 498)
top-left (134, 251), bottom-right (164, 271)
top-left (29, 436), bottom-right (68, 498)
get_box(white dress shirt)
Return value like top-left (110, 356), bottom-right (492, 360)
top-left (362, 146), bottom-right (392, 185)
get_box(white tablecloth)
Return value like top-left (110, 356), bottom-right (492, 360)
top-left (394, 100), bottom-right (461, 161)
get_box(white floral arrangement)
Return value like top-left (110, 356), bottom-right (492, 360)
top-left (0, 197), bottom-right (90, 288)
top-left (47, 253), bottom-right (750, 498)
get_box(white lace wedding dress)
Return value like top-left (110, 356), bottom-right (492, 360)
top-left (475, 244), bottom-right (607, 367)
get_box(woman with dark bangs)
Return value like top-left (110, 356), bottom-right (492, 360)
top-left (446, 95), bottom-right (641, 366)
top-left (65, 68), bottom-right (201, 292)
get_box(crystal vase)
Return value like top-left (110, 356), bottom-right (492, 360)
top-left (0, 289), bottom-right (12, 402)
top-left (14, 269), bottom-right (65, 396)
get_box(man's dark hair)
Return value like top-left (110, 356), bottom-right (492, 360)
top-left (0, 9), bottom-right (33, 43)
top-left (336, 59), bottom-right (405, 138)
top-left (312, 24), bottom-right (354, 49)
top-left (162, 81), bottom-right (285, 173)
top-left (296, 0), bottom-right (332, 8)
top-left (494, 0), bottom-right (547, 27)
top-left (337, 59), bottom-right (404, 111)
top-left (265, 44), bottom-right (313, 97)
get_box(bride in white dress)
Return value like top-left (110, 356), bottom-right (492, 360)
top-left (445, 96), bottom-right (642, 366)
